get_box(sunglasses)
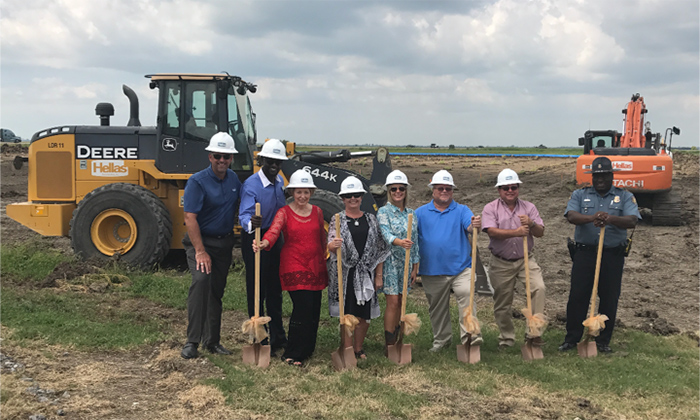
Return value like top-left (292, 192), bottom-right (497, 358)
top-left (500, 185), bottom-right (519, 191)
top-left (341, 193), bottom-right (363, 199)
top-left (434, 186), bottom-right (453, 192)
top-left (212, 153), bottom-right (232, 160)
top-left (390, 186), bottom-right (406, 192)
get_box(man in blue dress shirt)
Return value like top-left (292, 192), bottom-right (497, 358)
top-left (559, 157), bottom-right (641, 354)
top-left (239, 139), bottom-right (289, 353)
top-left (181, 133), bottom-right (241, 359)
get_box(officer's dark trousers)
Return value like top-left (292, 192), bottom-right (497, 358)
top-left (241, 229), bottom-right (287, 349)
top-left (183, 233), bottom-right (234, 347)
top-left (564, 245), bottom-right (625, 346)
top-left (283, 290), bottom-right (322, 362)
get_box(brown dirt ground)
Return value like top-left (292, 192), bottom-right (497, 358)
top-left (2, 147), bottom-right (698, 419)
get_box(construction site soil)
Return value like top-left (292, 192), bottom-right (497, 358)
top-left (2, 144), bottom-right (698, 419)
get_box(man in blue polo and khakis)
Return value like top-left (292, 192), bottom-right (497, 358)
top-left (416, 170), bottom-right (482, 352)
top-left (181, 132), bottom-right (241, 359)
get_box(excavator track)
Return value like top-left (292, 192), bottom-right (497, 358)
top-left (652, 190), bottom-right (682, 226)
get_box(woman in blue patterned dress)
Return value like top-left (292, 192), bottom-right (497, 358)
top-left (377, 170), bottom-right (419, 353)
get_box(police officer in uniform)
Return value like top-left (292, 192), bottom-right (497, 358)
top-left (181, 132), bottom-right (241, 359)
top-left (559, 157), bottom-right (640, 354)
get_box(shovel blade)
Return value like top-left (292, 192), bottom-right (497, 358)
top-left (331, 346), bottom-right (357, 371)
top-left (242, 345), bottom-right (257, 365)
top-left (578, 341), bottom-right (597, 358)
top-left (256, 344), bottom-right (271, 368)
top-left (521, 343), bottom-right (544, 361)
top-left (386, 344), bottom-right (401, 363)
top-left (387, 343), bottom-right (412, 364)
top-left (456, 343), bottom-right (480, 364)
top-left (242, 343), bottom-right (271, 368)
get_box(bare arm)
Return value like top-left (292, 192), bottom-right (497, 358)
top-left (184, 212), bottom-right (211, 274)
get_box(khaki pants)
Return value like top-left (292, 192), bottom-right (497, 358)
top-left (421, 266), bottom-right (476, 346)
top-left (489, 254), bottom-right (546, 346)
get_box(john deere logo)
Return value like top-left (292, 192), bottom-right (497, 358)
top-left (162, 138), bottom-right (178, 152)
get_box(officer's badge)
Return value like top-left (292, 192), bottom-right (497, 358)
top-left (614, 196), bottom-right (620, 203)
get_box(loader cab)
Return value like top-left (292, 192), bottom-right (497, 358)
top-left (148, 74), bottom-right (257, 177)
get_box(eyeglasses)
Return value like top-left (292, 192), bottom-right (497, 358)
top-left (390, 187), bottom-right (406, 192)
top-left (212, 154), bottom-right (232, 160)
top-left (434, 186), bottom-right (453, 192)
top-left (499, 185), bottom-right (519, 191)
top-left (341, 193), bottom-right (363, 199)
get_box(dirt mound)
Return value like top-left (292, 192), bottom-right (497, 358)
top-left (1, 144), bottom-right (27, 155)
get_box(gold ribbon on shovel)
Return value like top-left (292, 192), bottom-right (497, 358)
top-left (242, 315), bottom-right (271, 342)
top-left (521, 236), bottom-right (548, 337)
top-left (401, 313), bottom-right (422, 336)
top-left (340, 314), bottom-right (360, 336)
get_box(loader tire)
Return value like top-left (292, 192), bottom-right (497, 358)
top-left (309, 189), bottom-right (345, 224)
top-left (70, 183), bottom-right (172, 268)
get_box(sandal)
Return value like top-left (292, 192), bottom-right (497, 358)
top-left (291, 360), bottom-right (303, 367)
top-left (354, 349), bottom-right (367, 360)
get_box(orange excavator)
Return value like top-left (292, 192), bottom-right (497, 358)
top-left (576, 93), bottom-right (681, 225)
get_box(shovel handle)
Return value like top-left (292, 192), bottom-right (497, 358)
top-left (523, 236), bottom-right (532, 312)
top-left (468, 219), bottom-right (478, 308)
top-left (400, 214), bottom-right (413, 317)
top-left (254, 203), bottom-right (261, 319)
top-left (335, 214), bottom-right (344, 320)
top-left (589, 226), bottom-right (606, 318)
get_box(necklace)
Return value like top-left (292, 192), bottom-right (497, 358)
top-left (347, 214), bottom-right (363, 226)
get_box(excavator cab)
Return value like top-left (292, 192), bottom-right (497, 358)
top-left (148, 74), bottom-right (257, 176)
top-left (575, 94), bottom-right (681, 225)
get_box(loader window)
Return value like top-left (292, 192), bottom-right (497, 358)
top-left (163, 83), bottom-right (181, 137)
top-left (227, 90), bottom-right (254, 171)
top-left (593, 136), bottom-right (612, 148)
top-left (184, 83), bottom-right (218, 142)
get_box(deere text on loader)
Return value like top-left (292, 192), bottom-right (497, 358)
top-left (575, 93), bottom-right (681, 225)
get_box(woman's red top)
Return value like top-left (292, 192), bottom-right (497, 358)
top-left (263, 205), bottom-right (328, 291)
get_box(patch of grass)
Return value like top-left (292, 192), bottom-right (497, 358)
top-left (0, 288), bottom-right (165, 349)
top-left (0, 240), bottom-right (71, 281)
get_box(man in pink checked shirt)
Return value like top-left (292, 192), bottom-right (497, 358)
top-left (481, 169), bottom-right (546, 350)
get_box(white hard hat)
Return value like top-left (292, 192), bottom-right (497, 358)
top-left (428, 170), bottom-right (456, 187)
top-left (258, 138), bottom-right (288, 160)
top-left (205, 132), bottom-right (238, 154)
top-left (385, 170), bottom-right (410, 186)
top-left (495, 168), bottom-right (522, 187)
top-left (339, 176), bottom-right (367, 196)
top-left (286, 169), bottom-right (317, 189)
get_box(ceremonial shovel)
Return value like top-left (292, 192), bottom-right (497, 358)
top-left (578, 226), bottom-right (608, 358)
top-left (387, 214), bottom-right (419, 364)
top-left (521, 237), bottom-right (545, 361)
top-left (330, 215), bottom-right (357, 371)
top-left (242, 203), bottom-right (271, 367)
top-left (457, 224), bottom-right (481, 364)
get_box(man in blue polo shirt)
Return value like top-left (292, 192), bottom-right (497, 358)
top-left (416, 170), bottom-right (482, 353)
top-left (239, 139), bottom-right (288, 354)
top-left (181, 132), bottom-right (241, 359)
top-left (559, 156), bottom-right (640, 354)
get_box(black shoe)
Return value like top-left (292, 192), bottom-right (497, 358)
top-left (596, 344), bottom-right (613, 354)
top-left (206, 343), bottom-right (232, 355)
top-left (181, 342), bottom-right (199, 359)
top-left (558, 342), bottom-right (577, 352)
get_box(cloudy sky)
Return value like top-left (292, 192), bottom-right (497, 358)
top-left (2, 0), bottom-right (698, 147)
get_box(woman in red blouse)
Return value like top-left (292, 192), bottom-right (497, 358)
top-left (253, 170), bottom-right (327, 366)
